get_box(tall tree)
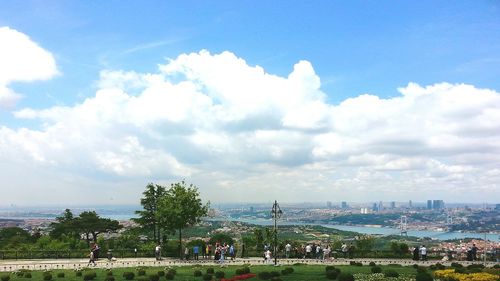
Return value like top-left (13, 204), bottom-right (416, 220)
top-left (50, 209), bottom-right (79, 239)
top-left (157, 181), bottom-right (209, 259)
top-left (75, 211), bottom-right (122, 245)
top-left (133, 183), bottom-right (166, 243)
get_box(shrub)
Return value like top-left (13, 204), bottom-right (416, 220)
top-left (76, 271), bottom-right (83, 277)
top-left (455, 267), bottom-right (466, 274)
top-left (467, 264), bottom-right (485, 269)
top-left (417, 266), bottom-right (428, 273)
top-left (235, 268), bottom-right (244, 275)
top-left (44, 274), bottom-right (53, 281)
top-left (350, 261), bottom-right (357, 266)
top-left (104, 277), bottom-right (115, 281)
top-left (451, 262), bottom-right (463, 268)
top-left (338, 272), bottom-right (354, 281)
top-left (157, 271), bottom-right (164, 277)
top-left (388, 264), bottom-right (402, 267)
top-left (149, 274), bottom-right (159, 281)
top-left (384, 270), bottom-right (399, 278)
top-left (369, 262), bottom-right (376, 267)
top-left (24, 273), bottom-right (32, 279)
top-left (413, 264), bottom-right (419, 269)
top-left (166, 269), bottom-right (176, 276)
top-left (242, 267), bottom-right (251, 274)
top-left (202, 274), bottom-right (212, 281)
top-left (281, 268), bottom-right (294, 275)
top-left (270, 272), bottom-right (280, 278)
top-left (326, 266), bottom-right (335, 272)
top-left (371, 266), bottom-right (382, 273)
top-left (164, 273), bottom-right (174, 280)
top-left (416, 272), bottom-right (433, 281)
top-left (106, 271), bottom-right (113, 276)
top-left (137, 270), bottom-right (146, 276)
top-left (83, 272), bottom-right (96, 281)
top-left (57, 273), bottom-right (65, 278)
top-left (493, 264), bottom-right (500, 269)
top-left (326, 270), bottom-right (339, 280)
top-left (1, 276), bottom-right (10, 281)
top-left (137, 277), bottom-right (148, 281)
top-left (194, 270), bottom-right (202, 277)
top-left (215, 271), bottom-right (225, 279)
top-left (206, 268), bottom-right (214, 274)
top-left (123, 272), bottom-right (135, 280)
top-left (258, 272), bottom-right (272, 280)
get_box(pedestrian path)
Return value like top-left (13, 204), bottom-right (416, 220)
top-left (0, 257), bottom-right (495, 272)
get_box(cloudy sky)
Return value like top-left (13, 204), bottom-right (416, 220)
top-left (1, 1), bottom-right (499, 206)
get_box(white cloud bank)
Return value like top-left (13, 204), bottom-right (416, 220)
top-left (0, 27), bottom-right (58, 108)
top-left (2, 50), bottom-right (500, 204)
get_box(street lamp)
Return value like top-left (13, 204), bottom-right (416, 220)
top-left (271, 200), bottom-right (283, 266)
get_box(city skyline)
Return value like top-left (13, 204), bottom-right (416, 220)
top-left (0, 1), bottom-right (499, 205)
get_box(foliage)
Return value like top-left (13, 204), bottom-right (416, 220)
top-left (148, 274), bottom-right (159, 281)
top-left (165, 273), bottom-right (174, 280)
top-left (133, 183), bottom-right (166, 243)
top-left (371, 266), bottom-right (382, 273)
top-left (258, 272), bottom-right (272, 280)
top-left (208, 233), bottom-right (234, 246)
top-left (206, 268), bottom-right (215, 274)
top-left (56, 272), bottom-right (64, 278)
top-left (369, 262), bottom-right (377, 267)
top-left (326, 270), bottom-right (340, 280)
top-left (415, 271), bottom-right (433, 281)
top-left (122, 272), bottom-right (135, 280)
top-left (202, 274), bottom-right (213, 281)
top-left (83, 272), bottom-right (97, 281)
top-left (156, 271), bottom-right (164, 277)
top-left (194, 270), bottom-right (202, 277)
top-left (356, 235), bottom-right (375, 251)
top-left (338, 272), bottom-right (355, 281)
top-left (0, 227), bottom-right (33, 248)
top-left (215, 271), bottom-right (225, 278)
top-left (391, 242), bottom-right (409, 256)
top-left (434, 269), bottom-right (498, 281)
top-left (0, 275), bottom-right (10, 281)
top-left (43, 273), bottom-right (52, 281)
top-left (384, 270), bottom-right (400, 278)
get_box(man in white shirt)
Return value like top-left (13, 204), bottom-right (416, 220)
top-left (420, 245), bottom-right (427, 261)
top-left (285, 243), bottom-right (292, 258)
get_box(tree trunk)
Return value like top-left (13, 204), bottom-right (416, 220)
top-left (178, 228), bottom-right (182, 259)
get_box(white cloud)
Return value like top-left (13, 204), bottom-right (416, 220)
top-left (2, 50), bottom-right (500, 204)
top-left (0, 26), bottom-right (58, 108)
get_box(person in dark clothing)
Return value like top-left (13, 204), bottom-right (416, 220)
top-left (413, 247), bottom-right (420, 261)
top-left (471, 244), bottom-right (478, 261)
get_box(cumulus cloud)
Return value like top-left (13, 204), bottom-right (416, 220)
top-left (2, 50), bottom-right (500, 204)
top-left (0, 26), bottom-right (58, 108)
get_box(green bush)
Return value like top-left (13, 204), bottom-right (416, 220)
top-left (371, 266), bottom-right (382, 273)
top-left (24, 273), bottom-right (32, 279)
top-left (76, 271), bottom-right (83, 277)
top-left (157, 271), bottom-right (164, 277)
top-left (43, 273), bottom-right (53, 281)
top-left (416, 272), bottom-right (433, 281)
top-left (281, 267), bottom-right (294, 275)
top-left (235, 268), bottom-right (244, 275)
top-left (137, 270), bottom-right (146, 276)
top-left (384, 270), bottom-right (399, 278)
top-left (413, 264), bottom-right (419, 269)
top-left (270, 272), bottom-right (280, 278)
top-left (215, 271), bottom-right (225, 278)
top-left (148, 274), bottom-right (159, 281)
top-left (57, 273), bottom-right (65, 278)
top-left (202, 274), bottom-right (212, 281)
top-left (270, 278), bottom-right (282, 281)
top-left (493, 264), bottom-right (500, 269)
top-left (137, 277), bottom-right (148, 281)
top-left (104, 277), bottom-right (115, 281)
top-left (325, 266), bottom-right (335, 272)
top-left (258, 272), bottom-right (272, 280)
top-left (167, 269), bottom-right (176, 276)
top-left (451, 262), bottom-right (463, 268)
top-left (194, 270), bottom-right (202, 277)
top-left (122, 272), bottom-right (135, 280)
top-left (326, 270), bottom-right (339, 280)
top-left (243, 267), bottom-right (251, 274)
top-left (83, 272), bottom-right (96, 281)
top-left (206, 268), bottom-right (214, 274)
top-left (338, 272), bottom-right (354, 281)
top-left (467, 264), bottom-right (484, 269)
top-left (106, 271), bottom-right (113, 276)
top-left (1, 275), bottom-right (10, 281)
top-left (164, 273), bottom-right (174, 280)
top-left (455, 267), bottom-right (466, 274)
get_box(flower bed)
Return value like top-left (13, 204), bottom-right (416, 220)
top-left (221, 273), bottom-right (257, 281)
top-left (433, 269), bottom-right (498, 281)
top-left (353, 273), bottom-right (415, 281)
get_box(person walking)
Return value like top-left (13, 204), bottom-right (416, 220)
top-left (88, 249), bottom-right (96, 267)
top-left (155, 244), bottom-right (161, 261)
top-left (420, 245), bottom-right (427, 261)
top-left (193, 245), bottom-right (199, 261)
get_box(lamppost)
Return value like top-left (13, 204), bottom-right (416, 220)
top-left (271, 200), bottom-right (283, 266)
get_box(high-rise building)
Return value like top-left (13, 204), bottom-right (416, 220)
top-left (327, 201), bottom-right (332, 209)
top-left (372, 203), bottom-right (378, 212)
top-left (378, 201), bottom-right (383, 211)
top-left (427, 200), bottom-right (432, 210)
top-left (390, 201), bottom-right (396, 209)
top-left (249, 206), bottom-right (254, 213)
top-left (409, 200), bottom-right (412, 208)
top-left (360, 208), bottom-right (369, 214)
top-left (495, 204), bottom-right (500, 210)
top-left (341, 201), bottom-right (348, 209)
top-left (433, 200), bottom-right (444, 210)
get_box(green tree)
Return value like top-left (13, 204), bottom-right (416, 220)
top-left (157, 181), bottom-right (209, 259)
top-left (253, 228), bottom-right (264, 250)
top-left (50, 209), bottom-right (79, 239)
top-left (0, 227), bottom-right (31, 248)
top-left (133, 183), bottom-right (166, 243)
top-left (208, 233), bottom-right (234, 246)
top-left (75, 211), bottom-right (122, 245)
top-left (390, 242), bottom-right (409, 256)
top-left (355, 235), bottom-right (375, 252)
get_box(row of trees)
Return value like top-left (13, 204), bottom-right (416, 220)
top-left (132, 181), bottom-right (209, 258)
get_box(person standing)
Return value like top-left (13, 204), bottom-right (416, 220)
top-left (184, 246), bottom-right (190, 260)
top-left (471, 244), bottom-right (478, 261)
top-left (155, 244), bottom-right (161, 261)
top-left (193, 245), bottom-right (199, 260)
top-left (285, 243), bottom-right (292, 258)
top-left (265, 249), bottom-right (272, 264)
top-left (341, 243), bottom-right (348, 258)
top-left (420, 245), bottom-right (427, 261)
top-left (305, 244), bottom-right (312, 259)
top-left (413, 246), bottom-right (420, 261)
top-left (241, 243), bottom-right (245, 258)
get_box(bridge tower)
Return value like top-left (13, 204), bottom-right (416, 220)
top-left (400, 215), bottom-right (408, 236)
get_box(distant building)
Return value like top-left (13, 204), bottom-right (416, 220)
top-left (408, 200), bottom-right (412, 208)
top-left (249, 206), bottom-right (254, 213)
top-left (341, 201), bottom-right (348, 209)
top-left (372, 203), bottom-right (378, 212)
top-left (433, 200), bottom-right (444, 210)
top-left (327, 201), bottom-right (332, 209)
top-left (390, 201), bottom-right (396, 209)
top-left (496, 204), bottom-right (500, 210)
top-left (427, 200), bottom-right (433, 210)
top-left (378, 201), bottom-right (383, 212)
top-left (360, 208), bottom-right (369, 214)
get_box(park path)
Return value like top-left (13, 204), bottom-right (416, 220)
top-left (0, 257), bottom-right (496, 272)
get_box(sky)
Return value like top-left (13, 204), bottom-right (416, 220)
top-left (0, 1), bottom-right (499, 206)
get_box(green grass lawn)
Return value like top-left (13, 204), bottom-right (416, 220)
top-left (1, 264), bottom-right (423, 281)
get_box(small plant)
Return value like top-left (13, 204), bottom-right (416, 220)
top-left (1, 275), bottom-right (11, 281)
top-left (106, 271), bottom-right (113, 276)
top-left (281, 267), bottom-right (294, 275)
top-left (258, 271), bottom-right (272, 280)
top-left (123, 272), bottom-right (135, 280)
top-left (384, 270), bottom-right (399, 278)
top-left (270, 272), bottom-right (280, 278)
top-left (369, 262), bottom-right (376, 267)
top-left (350, 261), bottom-right (357, 266)
top-left (137, 277), bottom-right (148, 281)
top-left (148, 274), bottom-right (159, 281)
top-left (451, 262), bottom-right (463, 268)
top-left (164, 273), bottom-right (174, 280)
top-left (76, 271), bottom-right (83, 277)
top-left (202, 274), bottom-right (212, 281)
top-left (166, 269), bottom-right (176, 275)
top-left (326, 270), bottom-right (339, 280)
top-left (235, 268), bottom-right (244, 275)
top-left (43, 273), bottom-right (53, 281)
top-left (215, 271), bottom-right (225, 278)
top-left (371, 266), bottom-right (382, 273)
top-left (325, 266), bottom-right (335, 272)
top-left (194, 270), bottom-right (202, 277)
top-left (270, 278), bottom-right (282, 281)
top-left (24, 273), bottom-right (32, 279)
top-left (338, 272), bottom-right (354, 281)
top-left (57, 273), bottom-right (65, 278)
top-left (157, 271), bottom-right (164, 277)
top-left (104, 276), bottom-right (115, 281)
top-left (206, 268), bottom-right (214, 274)
top-left (137, 269), bottom-right (146, 276)
top-left (416, 272), bottom-right (433, 281)
top-left (83, 272), bottom-right (96, 281)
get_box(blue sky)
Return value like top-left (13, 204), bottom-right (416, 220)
top-left (0, 1), bottom-right (499, 205)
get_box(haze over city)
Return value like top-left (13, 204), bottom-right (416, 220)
top-left (1, 1), bottom-right (499, 206)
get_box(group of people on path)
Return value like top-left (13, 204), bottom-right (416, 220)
top-left (412, 245), bottom-right (428, 261)
top-left (87, 243), bottom-right (100, 266)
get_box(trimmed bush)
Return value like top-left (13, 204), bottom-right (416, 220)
top-left (416, 272), bottom-right (433, 281)
top-left (194, 270), bottom-right (202, 277)
top-left (493, 264), bottom-right (500, 269)
top-left (215, 271), bottom-right (225, 278)
top-left (167, 269), bottom-right (176, 275)
top-left (57, 273), bottom-right (65, 278)
top-left (413, 264), bottom-right (419, 269)
top-left (281, 268), bottom-right (294, 275)
top-left (371, 266), bottom-right (382, 273)
top-left (451, 262), bottom-right (463, 268)
top-left (325, 266), bottom-right (335, 272)
top-left (44, 274), bottom-right (53, 281)
top-left (137, 277), bottom-right (148, 281)
top-left (271, 278), bottom-right (282, 281)
top-left (369, 262), bottom-right (376, 267)
top-left (235, 268), bottom-right (244, 275)
top-left (242, 267), bottom-right (251, 274)
top-left (137, 270), bottom-right (146, 276)
top-left (338, 272), bottom-right (354, 281)
top-left (76, 271), bottom-right (83, 277)
top-left (258, 272), bottom-right (272, 280)
top-left (24, 273), bottom-right (32, 279)
top-left (157, 271), bottom-right (164, 277)
top-left (149, 274), bottom-right (159, 281)
top-left (106, 271), bottom-right (113, 276)
top-left (164, 273), bottom-right (174, 280)
top-left (1, 275), bottom-right (10, 281)
top-left (123, 272), bottom-right (135, 280)
top-left (326, 270), bottom-right (340, 280)
top-left (104, 277), bottom-right (115, 281)
top-left (83, 272), bottom-right (96, 281)
top-left (202, 274), bottom-right (213, 281)
top-left (270, 272), bottom-right (280, 278)
top-left (384, 270), bottom-right (399, 278)
top-left (467, 264), bottom-right (485, 269)
top-left (350, 261), bottom-right (356, 266)
top-left (206, 268), bottom-right (214, 274)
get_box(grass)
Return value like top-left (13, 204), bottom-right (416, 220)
top-left (1, 264), bottom-right (424, 281)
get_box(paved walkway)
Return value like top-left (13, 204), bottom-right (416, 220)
top-left (0, 257), bottom-right (496, 272)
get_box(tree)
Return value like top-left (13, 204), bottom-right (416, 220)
top-left (157, 181), bottom-right (209, 259)
top-left (390, 242), bottom-right (409, 256)
top-left (0, 227), bottom-right (31, 248)
top-left (355, 235), bottom-right (375, 252)
top-left (253, 228), bottom-right (264, 250)
top-left (75, 211), bottom-right (122, 245)
top-left (133, 183), bottom-right (166, 243)
top-left (50, 209), bottom-right (79, 239)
